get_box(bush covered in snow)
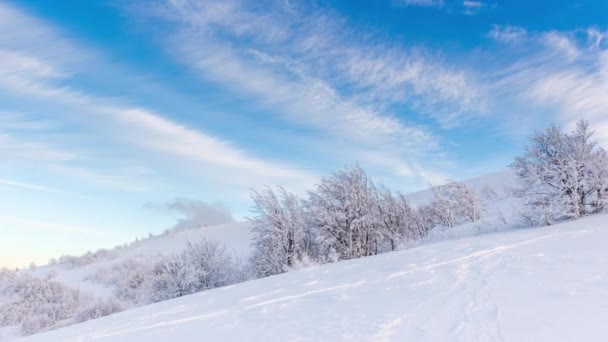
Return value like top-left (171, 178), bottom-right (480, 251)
top-left (150, 238), bottom-right (242, 302)
top-left (87, 239), bottom-right (245, 305)
top-left (73, 298), bottom-right (124, 324)
top-left (428, 180), bottom-right (482, 228)
top-left (249, 186), bottom-right (314, 277)
top-left (0, 269), bottom-right (89, 335)
top-left (55, 248), bottom-right (119, 268)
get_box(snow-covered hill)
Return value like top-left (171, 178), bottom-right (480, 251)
top-left (3, 170), bottom-right (523, 340)
top-left (26, 222), bottom-right (252, 298)
top-left (26, 170), bottom-right (517, 301)
top-left (24, 213), bottom-right (608, 341)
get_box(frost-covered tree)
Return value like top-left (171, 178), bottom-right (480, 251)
top-left (429, 180), bottom-right (481, 228)
top-left (511, 120), bottom-right (608, 225)
top-left (249, 186), bottom-right (312, 276)
top-left (306, 164), bottom-right (383, 260)
top-left (73, 298), bottom-right (123, 323)
top-left (0, 271), bottom-right (88, 335)
top-left (151, 239), bottom-right (237, 302)
top-left (111, 258), bottom-right (157, 304)
top-left (570, 120), bottom-right (608, 214)
top-left (376, 188), bottom-right (424, 251)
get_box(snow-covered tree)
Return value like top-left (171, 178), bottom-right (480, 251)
top-left (306, 164), bottom-right (383, 260)
top-left (429, 180), bottom-right (481, 228)
top-left (0, 272), bottom-right (88, 335)
top-left (511, 120), bottom-right (608, 225)
top-left (151, 239), bottom-right (237, 302)
top-left (249, 186), bottom-right (312, 276)
top-left (376, 188), bottom-right (424, 251)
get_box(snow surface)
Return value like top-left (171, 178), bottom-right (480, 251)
top-left (23, 213), bottom-right (608, 341)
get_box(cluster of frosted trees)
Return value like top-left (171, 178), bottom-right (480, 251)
top-left (88, 238), bottom-right (246, 305)
top-left (511, 120), bottom-right (608, 226)
top-left (0, 269), bottom-right (123, 335)
top-left (249, 164), bottom-right (482, 277)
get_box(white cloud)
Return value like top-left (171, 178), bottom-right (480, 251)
top-left (393, 0), bottom-right (489, 14)
top-left (0, 133), bottom-right (76, 162)
top-left (0, 178), bottom-right (69, 195)
top-left (0, 2), bottom-right (317, 191)
top-left (490, 28), bottom-right (608, 146)
top-left (394, 0), bottom-right (445, 7)
top-left (542, 31), bottom-right (580, 61)
top-left (489, 25), bottom-right (528, 43)
top-left (462, 1), bottom-right (485, 14)
top-left (0, 216), bottom-right (113, 238)
top-left (161, 0), bottom-right (484, 128)
top-left (161, 198), bottom-right (235, 231)
top-left (139, 0), bottom-right (485, 183)
top-left (463, 1), bottom-right (484, 8)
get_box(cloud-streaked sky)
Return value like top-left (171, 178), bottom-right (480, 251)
top-left (2, 0), bottom-right (607, 268)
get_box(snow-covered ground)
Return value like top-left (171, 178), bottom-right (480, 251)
top-left (12, 169), bottom-right (593, 341)
top-left (23, 213), bottom-right (608, 341)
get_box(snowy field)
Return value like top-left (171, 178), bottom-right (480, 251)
top-left (23, 213), bottom-right (608, 341)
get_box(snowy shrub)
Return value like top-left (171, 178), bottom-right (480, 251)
top-left (74, 298), bottom-right (124, 323)
top-left (429, 180), bottom-right (482, 228)
top-left (0, 272), bottom-right (88, 335)
top-left (150, 239), bottom-right (239, 302)
top-left (376, 188), bottom-right (425, 251)
top-left (111, 258), bottom-right (157, 304)
top-left (249, 186), bottom-right (313, 277)
top-left (56, 248), bottom-right (119, 268)
top-left (511, 120), bottom-right (608, 226)
top-left (87, 256), bottom-right (160, 305)
top-left (21, 315), bottom-right (55, 336)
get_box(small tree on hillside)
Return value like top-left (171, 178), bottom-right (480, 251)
top-left (249, 186), bottom-right (310, 276)
top-left (430, 180), bottom-right (481, 228)
top-left (376, 187), bottom-right (421, 251)
top-left (306, 164), bottom-right (383, 260)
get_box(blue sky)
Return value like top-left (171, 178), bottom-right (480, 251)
top-left (2, 0), bottom-right (608, 268)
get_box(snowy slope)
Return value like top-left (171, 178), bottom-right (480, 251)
top-left (24, 213), bottom-right (608, 341)
top-left (28, 222), bottom-right (252, 298)
top-left (27, 170), bottom-right (516, 299)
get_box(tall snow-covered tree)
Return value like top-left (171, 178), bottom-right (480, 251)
top-left (376, 188), bottom-right (423, 251)
top-left (511, 119), bottom-right (608, 225)
top-left (306, 164), bottom-right (383, 260)
top-left (249, 186), bottom-right (310, 277)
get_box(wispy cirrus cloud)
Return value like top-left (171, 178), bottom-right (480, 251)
top-left (393, 0), bottom-right (488, 14)
top-left (138, 0), bottom-right (486, 183)
top-left (392, 0), bottom-right (445, 8)
top-left (0, 216), bottom-right (114, 238)
top-left (488, 25), bottom-right (528, 43)
top-left (488, 26), bottom-right (608, 145)
top-left (0, 2), bottom-right (317, 192)
top-left (0, 178), bottom-right (70, 196)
